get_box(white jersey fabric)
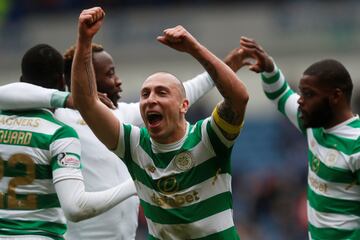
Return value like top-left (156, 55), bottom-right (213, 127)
top-left (56, 108), bottom-right (140, 240)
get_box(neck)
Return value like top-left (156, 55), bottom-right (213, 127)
top-left (325, 107), bottom-right (354, 129)
top-left (152, 120), bottom-right (188, 144)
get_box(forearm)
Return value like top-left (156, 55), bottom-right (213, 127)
top-left (191, 45), bottom-right (248, 108)
top-left (183, 72), bottom-right (214, 106)
top-left (71, 39), bottom-right (98, 112)
top-left (55, 178), bottom-right (136, 222)
top-left (72, 38), bottom-right (120, 149)
top-left (261, 63), bottom-right (302, 130)
top-left (0, 82), bottom-right (69, 110)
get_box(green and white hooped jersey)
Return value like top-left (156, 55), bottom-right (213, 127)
top-left (261, 66), bottom-right (360, 240)
top-left (0, 109), bottom-right (83, 240)
top-left (114, 117), bottom-right (240, 240)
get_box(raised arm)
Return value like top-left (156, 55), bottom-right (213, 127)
top-left (240, 37), bottom-right (303, 132)
top-left (158, 26), bottom-right (249, 139)
top-left (183, 46), bottom-right (252, 106)
top-left (71, 7), bottom-right (120, 149)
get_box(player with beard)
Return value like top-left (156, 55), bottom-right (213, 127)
top-left (236, 36), bottom-right (359, 240)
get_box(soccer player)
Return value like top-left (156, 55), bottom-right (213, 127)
top-left (62, 44), bottom-right (214, 240)
top-left (0, 44), bottom-right (136, 240)
top-left (238, 36), bottom-right (360, 239)
top-left (0, 24), bottom-right (250, 240)
top-left (71, 7), bottom-right (248, 239)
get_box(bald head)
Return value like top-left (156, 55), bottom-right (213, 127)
top-left (143, 72), bottom-right (186, 99)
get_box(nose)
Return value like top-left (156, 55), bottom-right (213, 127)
top-left (297, 96), bottom-right (304, 106)
top-left (115, 76), bottom-right (121, 87)
top-left (147, 91), bottom-right (158, 104)
top-left (114, 76), bottom-right (122, 92)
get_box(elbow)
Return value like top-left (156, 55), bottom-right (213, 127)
top-left (237, 91), bottom-right (249, 106)
top-left (63, 205), bottom-right (97, 223)
top-left (63, 206), bottom-right (84, 222)
top-left (65, 212), bottom-right (82, 223)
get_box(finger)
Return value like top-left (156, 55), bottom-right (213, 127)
top-left (240, 36), bottom-right (256, 44)
top-left (81, 8), bottom-right (105, 26)
top-left (249, 65), bottom-right (261, 73)
top-left (157, 36), bottom-right (168, 45)
top-left (98, 93), bottom-right (115, 109)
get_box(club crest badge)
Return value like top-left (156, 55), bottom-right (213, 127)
top-left (325, 150), bottom-right (338, 167)
top-left (174, 152), bottom-right (193, 171)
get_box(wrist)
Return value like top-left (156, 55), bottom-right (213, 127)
top-left (263, 57), bottom-right (277, 74)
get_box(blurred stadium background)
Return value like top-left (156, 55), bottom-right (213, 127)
top-left (0, 1), bottom-right (360, 239)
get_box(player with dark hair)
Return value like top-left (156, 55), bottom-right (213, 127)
top-left (71, 7), bottom-right (248, 239)
top-left (235, 36), bottom-right (359, 240)
top-left (0, 44), bottom-right (136, 240)
top-left (21, 44), bottom-right (66, 91)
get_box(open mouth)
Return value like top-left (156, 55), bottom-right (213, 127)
top-left (147, 112), bottom-right (163, 126)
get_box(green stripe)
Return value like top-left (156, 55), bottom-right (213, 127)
top-left (277, 88), bottom-right (294, 116)
top-left (4, 161), bottom-right (52, 179)
top-left (308, 223), bottom-right (360, 240)
top-left (51, 91), bottom-right (69, 108)
top-left (261, 69), bottom-right (280, 84)
top-left (139, 123), bottom-right (202, 169)
top-left (312, 128), bottom-right (359, 155)
top-left (0, 218), bottom-right (65, 239)
top-left (148, 226), bottom-right (240, 240)
top-left (264, 81), bottom-right (288, 100)
top-left (139, 127), bottom-right (174, 168)
top-left (206, 120), bottom-right (232, 159)
top-left (193, 226), bottom-right (240, 240)
top-left (141, 191), bottom-right (232, 224)
top-left (148, 235), bottom-right (160, 240)
top-left (129, 154), bottom-right (230, 193)
top-left (0, 129), bottom-right (51, 150)
top-left (123, 124), bottom-right (136, 180)
top-left (1, 193), bottom-right (60, 209)
top-left (308, 150), bottom-right (355, 184)
top-left (51, 124), bottom-right (79, 141)
top-left (347, 119), bottom-right (360, 128)
top-left (307, 186), bottom-right (360, 216)
top-left (125, 121), bottom-right (231, 192)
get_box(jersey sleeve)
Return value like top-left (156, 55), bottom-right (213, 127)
top-left (54, 178), bottom-right (136, 222)
top-left (0, 82), bottom-right (69, 110)
top-left (50, 125), bottom-right (83, 183)
top-left (261, 64), bottom-right (305, 133)
top-left (115, 102), bottom-right (143, 126)
top-left (183, 72), bottom-right (214, 106)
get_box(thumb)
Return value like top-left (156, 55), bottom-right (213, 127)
top-left (157, 36), bottom-right (167, 45)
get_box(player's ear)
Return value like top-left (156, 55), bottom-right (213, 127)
top-left (329, 88), bottom-right (343, 105)
top-left (180, 99), bottom-right (189, 114)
